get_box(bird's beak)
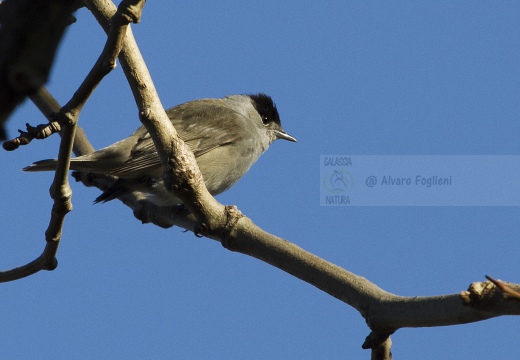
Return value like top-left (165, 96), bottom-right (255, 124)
top-left (274, 129), bottom-right (297, 142)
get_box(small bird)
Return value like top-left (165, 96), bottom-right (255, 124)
top-left (24, 93), bottom-right (296, 206)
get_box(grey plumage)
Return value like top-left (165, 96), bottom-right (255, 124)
top-left (24, 93), bottom-right (296, 205)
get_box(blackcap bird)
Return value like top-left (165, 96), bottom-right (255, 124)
top-left (24, 93), bottom-right (296, 206)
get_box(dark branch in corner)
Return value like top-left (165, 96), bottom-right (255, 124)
top-left (0, 0), bottom-right (146, 283)
top-left (0, 0), bottom-right (82, 141)
top-left (2, 0), bottom-right (143, 152)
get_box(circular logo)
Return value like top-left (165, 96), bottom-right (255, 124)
top-left (323, 170), bottom-right (353, 193)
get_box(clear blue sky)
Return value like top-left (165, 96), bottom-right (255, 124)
top-left (3, 2), bottom-right (519, 359)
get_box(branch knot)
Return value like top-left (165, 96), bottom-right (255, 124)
top-left (220, 205), bottom-right (244, 250)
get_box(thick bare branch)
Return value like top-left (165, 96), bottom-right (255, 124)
top-left (370, 336), bottom-right (392, 360)
top-left (78, 6), bottom-right (520, 355)
top-left (84, 0), bottom-right (226, 233)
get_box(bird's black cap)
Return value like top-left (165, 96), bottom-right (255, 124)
top-left (248, 93), bottom-right (281, 127)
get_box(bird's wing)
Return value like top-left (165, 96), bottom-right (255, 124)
top-left (170, 99), bottom-right (247, 157)
top-left (109, 100), bottom-right (245, 177)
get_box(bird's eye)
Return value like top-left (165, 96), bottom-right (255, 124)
top-left (262, 115), bottom-right (270, 126)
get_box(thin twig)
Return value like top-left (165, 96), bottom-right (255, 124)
top-left (28, 86), bottom-right (95, 156)
top-left (486, 275), bottom-right (520, 300)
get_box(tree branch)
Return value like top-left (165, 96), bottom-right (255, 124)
top-left (368, 334), bottom-right (392, 360)
top-left (85, 0), bottom-right (226, 232)
top-left (4, 1), bottom-right (518, 357)
top-left (81, 3), bottom-right (520, 355)
top-left (29, 86), bottom-right (96, 156)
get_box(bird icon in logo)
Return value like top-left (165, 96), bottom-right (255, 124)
top-left (323, 170), bottom-right (351, 193)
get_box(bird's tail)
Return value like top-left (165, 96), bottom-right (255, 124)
top-left (23, 158), bottom-right (110, 174)
top-left (24, 159), bottom-right (132, 204)
top-left (22, 159), bottom-right (58, 172)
